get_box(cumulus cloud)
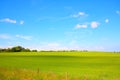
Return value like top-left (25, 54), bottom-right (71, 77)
top-left (79, 12), bottom-right (86, 16)
top-left (105, 19), bottom-right (109, 23)
top-left (0, 34), bottom-right (11, 39)
top-left (116, 10), bottom-right (120, 15)
top-left (75, 21), bottom-right (100, 29)
top-left (0, 18), bottom-right (24, 25)
top-left (75, 24), bottom-right (87, 29)
top-left (91, 21), bottom-right (100, 28)
top-left (16, 35), bottom-right (32, 40)
top-left (20, 20), bottom-right (24, 24)
top-left (0, 18), bottom-right (16, 23)
top-left (72, 12), bottom-right (88, 18)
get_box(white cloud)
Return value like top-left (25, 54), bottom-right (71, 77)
top-left (105, 19), bottom-right (109, 23)
top-left (36, 42), bottom-right (82, 51)
top-left (16, 35), bottom-right (32, 40)
top-left (72, 12), bottom-right (88, 18)
top-left (75, 24), bottom-right (87, 29)
top-left (0, 18), bottom-right (24, 24)
top-left (0, 18), bottom-right (16, 23)
top-left (0, 34), bottom-right (32, 40)
top-left (20, 20), bottom-right (24, 24)
top-left (116, 10), bottom-right (120, 15)
top-left (94, 46), bottom-right (105, 51)
top-left (47, 43), bottom-right (60, 47)
top-left (74, 21), bottom-right (100, 29)
top-left (0, 34), bottom-right (11, 39)
top-left (79, 12), bottom-right (85, 16)
top-left (37, 42), bottom-right (62, 50)
top-left (91, 21), bottom-right (100, 28)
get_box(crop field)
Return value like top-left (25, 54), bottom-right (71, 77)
top-left (0, 52), bottom-right (120, 80)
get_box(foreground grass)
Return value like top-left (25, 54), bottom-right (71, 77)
top-left (0, 68), bottom-right (119, 80)
top-left (0, 68), bottom-right (75, 80)
top-left (0, 52), bottom-right (120, 80)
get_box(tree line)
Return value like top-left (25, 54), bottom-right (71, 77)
top-left (0, 46), bottom-right (37, 52)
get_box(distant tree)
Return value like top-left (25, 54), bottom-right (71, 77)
top-left (0, 46), bottom-right (38, 52)
top-left (22, 48), bottom-right (31, 52)
top-left (11, 46), bottom-right (24, 52)
top-left (0, 48), bottom-right (2, 52)
top-left (32, 50), bottom-right (37, 52)
top-left (6, 48), bottom-right (12, 52)
top-left (1, 49), bottom-right (7, 52)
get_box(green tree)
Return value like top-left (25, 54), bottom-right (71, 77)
top-left (32, 50), bottom-right (37, 52)
top-left (11, 46), bottom-right (24, 52)
top-left (22, 48), bottom-right (31, 52)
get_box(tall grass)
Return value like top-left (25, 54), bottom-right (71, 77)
top-left (0, 68), bottom-right (87, 80)
top-left (0, 68), bottom-right (119, 80)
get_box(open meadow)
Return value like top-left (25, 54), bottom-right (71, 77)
top-left (0, 51), bottom-right (120, 80)
top-left (1, 0), bottom-right (120, 80)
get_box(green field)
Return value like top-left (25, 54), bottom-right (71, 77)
top-left (0, 52), bottom-right (120, 80)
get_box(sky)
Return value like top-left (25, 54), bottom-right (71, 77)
top-left (0, 0), bottom-right (120, 51)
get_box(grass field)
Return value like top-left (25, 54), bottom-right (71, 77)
top-left (0, 52), bottom-right (120, 80)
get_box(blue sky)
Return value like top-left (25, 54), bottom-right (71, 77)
top-left (0, 0), bottom-right (120, 51)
